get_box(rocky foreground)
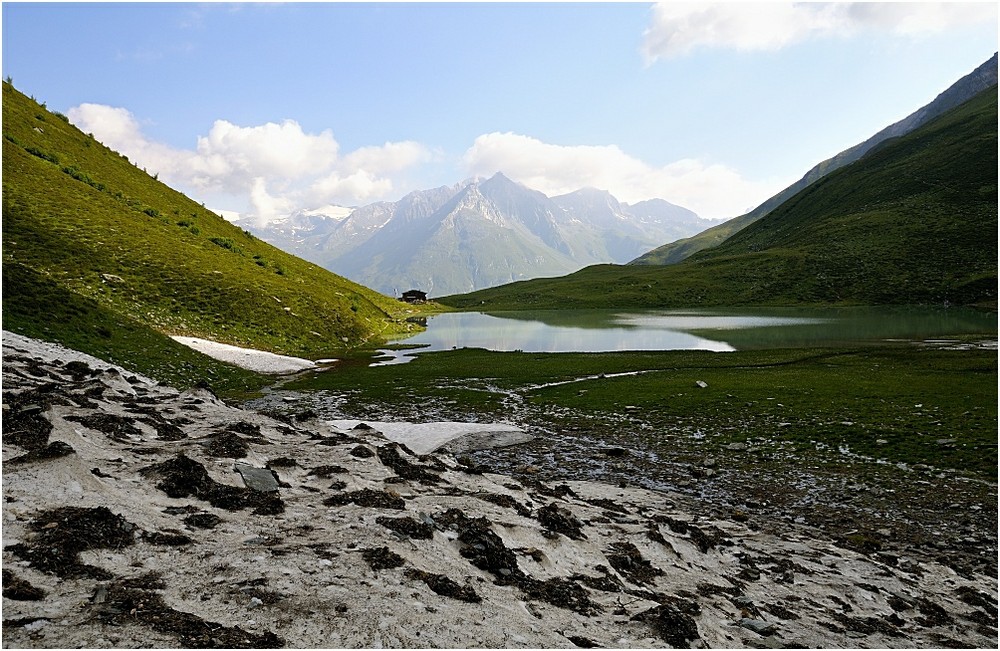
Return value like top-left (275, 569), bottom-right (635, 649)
top-left (2, 331), bottom-right (997, 648)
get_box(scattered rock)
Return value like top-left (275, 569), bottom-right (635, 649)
top-left (349, 445), bottom-right (375, 458)
top-left (65, 413), bottom-right (143, 442)
top-left (323, 488), bottom-right (405, 510)
top-left (405, 569), bottom-right (481, 603)
top-left (205, 432), bottom-right (250, 458)
top-left (739, 618), bottom-right (777, 636)
top-left (7, 506), bottom-right (136, 579)
top-left (362, 546), bottom-right (405, 571)
top-left (2, 331), bottom-right (995, 649)
top-left (2, 570), bottom-right (46, 601)
top-left (538, 502), bottom-right (587, 540)
top-left (7, 440), bottom-right (75, 465)
top-left (376, 444), bottom-right (442, 485)
top-left (376, 515), bottom-right (434, 540)
top-left (183, 513), bottom-right (223, 530)
top-left (93, 579), bottom-right (283, 648)
top-left (633, 603), bottom-right (701, 647)
top-left (605, 541), bottom-right (663, 585)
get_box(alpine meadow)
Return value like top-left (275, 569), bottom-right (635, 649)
top-left (2, 4), bottom-right (997, 649)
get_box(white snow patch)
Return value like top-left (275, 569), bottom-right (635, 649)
top-left (303, 204), bottom-right (354, 220)
top-left (171, 336), bottom-right (317, 374)
top-left (329, 420), bottom-right (528, 455)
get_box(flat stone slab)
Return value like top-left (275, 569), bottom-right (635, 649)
top-left (234, 463), bottom-right (280, 493)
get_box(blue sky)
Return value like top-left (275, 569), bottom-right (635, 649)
top-left (3, 2), bottom-right (996, 222)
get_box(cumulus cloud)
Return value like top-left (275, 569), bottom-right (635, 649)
top-left (642, 2), bottom-right (998, 61)
top-left (67, 103), bottom-right (187, 178)
top-left (67, 104), bottom-right (429, 223)
top-left (464, 132), bottom-right (783, 220)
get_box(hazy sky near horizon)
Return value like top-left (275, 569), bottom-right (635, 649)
top-left (2, 2), bottom-right (996, 222)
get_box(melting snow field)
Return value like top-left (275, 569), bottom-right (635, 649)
top-left (328, 420), bottom-right (530, 455)
top-left (170, 336), bottom-right (317, 374)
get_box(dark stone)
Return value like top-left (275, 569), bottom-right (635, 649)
top-left (65, 413), bottom-right (142, 442)
top-left (405, 569), bottom-right (481, 602)
top-left (205, 432), bottom-right (250, 458)
top-left (538, 503), bottom-right (587, 540)
top-left (606, 541), bottom-right (663, 585)
top-left (94, 579), bottom-right (283, 648)
top-left (2, 569), bottom-right (46, 600)
top-left (323, 489), bottom-right (405, 510)
top-left (376, 444), bottom-right (441, 485)
top-left (566, 635), bottom-right (601, 648)
top-left (141, 454), bottom-right (284, 515)
top-left (349, 445), bottom-right (375, 458)
top-left (376, 516), bottom-right (434, 540)
top-left (473, 492), bottom-right (532, 517)
top-left (362, 546), bottom-right (405, 571)
top-left (7, 506), bottom-right (136, 578)
top-left (7, 440), bottom-right (75, 465)
top-left (183, 513), bottom-right (223, 530)
top-left (234, 464), bottom-right (281, 493)
top-left (632, 603), bottom-right (701, 647)
top-left (306, 464), bottom-right (349, 477)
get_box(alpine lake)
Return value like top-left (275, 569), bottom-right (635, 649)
top-left (271, 305), bottom-right (998, 578)
top-left (373, 306), bottom-right (998, 363)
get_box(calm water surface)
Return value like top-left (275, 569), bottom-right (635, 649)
top-left (375, 307), bottom-right (996, 365)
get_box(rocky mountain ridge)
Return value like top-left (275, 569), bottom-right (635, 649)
top-left (239, 174), bottom-right (709, 295)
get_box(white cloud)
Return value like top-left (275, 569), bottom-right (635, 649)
top-left (66, 104), bottom-right (429, 222)
top-left (341, 140), bottom-right (431, 173)
top-left (67, 103), bottom-right (185, 178)
top-left (463, 131), bottom-right (785, 220)
top-left (308, 169), bottom-right (394, 206)
top-left (193, 119), bottom-right (339, 190)
top-left (249, 177), bottom-right (295, 225)
top-left (642, 2), bottom-right (998, 61)
top-left (68, 104), bottom-right (785, 221)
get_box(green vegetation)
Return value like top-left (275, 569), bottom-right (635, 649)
top-left (4, 263), bottom-right (268, 394)
top-left (287, 343), bottom-right (997, 478)
top-left (440, 87), bottom-right (997, 310)
top-left (2, 81), bottom-right (424, 387)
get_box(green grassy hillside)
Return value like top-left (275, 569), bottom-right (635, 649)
top-left (633, 54), bottom-right (998, 267)
top-left (440, 86), bottom-right (998, 310)
top-left (2, 82), bottom-right (421, 385)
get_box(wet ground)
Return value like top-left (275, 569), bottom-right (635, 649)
top-left (248, 390), bottom-right (998, 582)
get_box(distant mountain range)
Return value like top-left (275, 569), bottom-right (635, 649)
top-left (632, 53), bottom-right (999, 266)
top-left (237, 174), bottom-right (710, 295)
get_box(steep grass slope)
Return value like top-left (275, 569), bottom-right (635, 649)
top-left (2, 82), bottom-right (420, 378)
top-left (632, 53), bottom-right (998, 266)
top-left (440, 86), bottom-right (997, 310)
